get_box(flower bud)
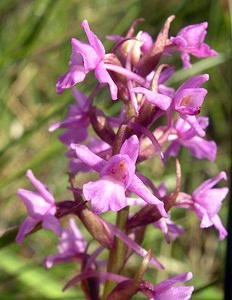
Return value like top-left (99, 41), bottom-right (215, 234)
top-left (121, 37), bottom-right (142, 65)
top-left (90, 107), bottom-right (116, 145)
top-left (77, 204), bottom-right (114, 249)
top-left (140, 32), bottom-right (153, 53)
top-left (136, 15), bottom-right (175, 76)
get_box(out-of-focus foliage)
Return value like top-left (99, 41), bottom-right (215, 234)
top-left (0, 0), bottom-right (230, 299)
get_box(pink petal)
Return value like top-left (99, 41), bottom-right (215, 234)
top-left (175, 88), bottom-right (207, 111)
top-left (196, 188), bottom-right (228, 216)
top-left (132, 87), bottom-right (171, 110)
top-left (49, 115), bottom-right (85, 132)
top-left (68, 218), bottom-right (87, 252)
top-left (71, 38), bottom-right (101, 70)
top-left (180, 22), bottom-right (208, 45)
top-left (120, 135), bottom-right (139, 164)
top-left (176, 74), bottom-right (209, 92)
top-left (70, 143), bottom-right (106, 172)
top-left (211, 215), bottom-right (228, 240)
top-left (83, 176), bottom-right (127, 213)
top-left (182, 115), bottom-right (205, 137)
top-left (56, 66), bottom-right (87, 94)
top-left (72, 88), bottom-right (89, 112)
top-left (182, 137), bottom-right (217, 161)
top-left (59, 126), bottom-right (88, 145)
top-left (42, 214), bottom-right (61, 236)
top-left (44, 253), bottom-right (75, 269)
top-left (81, 20), bottom-right (105, 59)
top-left (95, 62), bottom-right (118, 100)
top-left (180, 52), bottom-right (191, 68)
top-left (126, 197), bottom-right (147, 206)
top-left (164, 142), bottom-right (181, 161)
top-left (26, 170), bottom-right (54, 204)
top-left (193, 171), bottom-right (227, 195)
top-left (154, 286), bottom-right (194, 300)
top-left (17, 189), bottom-right (52, 218)
top-left (190, 44), bottom-right (218, 58)
top-left (129, 175), bottom-right (167, 217)
top-left (16, 217), bottom-right (37, 244)
top-left (155, 272), bottom-right (193, 291)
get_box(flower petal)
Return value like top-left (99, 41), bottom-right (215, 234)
top-left (83, 176), bottom-right (127, 214)
top-left (174, 88), bottom-right (207, 113)
top-left (81, 20), bottom-right (105, 59)
top-left (154, 286), bottom-right (194, 300)
top-left (42, 214), bottom-right (61, 236)
top-left (71, 38), bottom-right (101, 70)
top-left (44, 252), bottom-right (75, 269)
top-left (129, 175), bottom-right (167, 217)
top-left (17, 189), bottom-right (52, 219)
top-left (193, 171), bottom-right (227, 195)
top-left (176, 74), bottom-right (209, 92)
top-left (120, 135), bottom-right (139, 164)
top-left (181, 137), bottom-right (217, 161)
top-left (70, 143), bottom-right (106, 172)
top-left (154, 272), bottom-right (193, 291)
top-left (211, 215), bottom-right (228, 240)
top-left (95, 62), bottom-right (118, 100)
top-left (182, 115), bottom-right (205, 137)
top-left (56, 66), bottom-right (87, 94)
top-left (16, 216), bottom-right (37, 244)
top-left (132, 87), bottom-right (171, 110)
top-left (72, 88), bottom-right (89, 112)
top-left (26, 170), bottom-right (54, 203)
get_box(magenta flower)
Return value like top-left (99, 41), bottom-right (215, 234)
top-left (165, 117), bottom-right (217, 161)
top-left (176, 172), bottom-right (228, 240)
top-left (170, 22), bottom-right (218, 67)
top-left (49, 89), bottom-right (90, 146)
top-left (56, 20), bottom-right (118, 100)
top-left (171, 74), bottom-right (209, 136)
top-left (44, 218), bottom-right (87, 268)
top-left (192, 172), bottom-right (228, 240)
top-left (16, 170), bottom-right (61, 244)
top-left (71, 135), bottom-right (167, 216)
top-left (148, 272), bottom-right (194, 300)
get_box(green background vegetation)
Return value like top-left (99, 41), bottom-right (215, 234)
top-left (0, 0), bottom-right (231, 299)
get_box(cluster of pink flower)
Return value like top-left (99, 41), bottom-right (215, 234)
top-left (16, 16), bottom-right (228, 299)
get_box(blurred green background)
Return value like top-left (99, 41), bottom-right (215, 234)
top-left (0, 0), bottom-right (231, 299)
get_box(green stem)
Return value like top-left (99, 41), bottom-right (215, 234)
top-left (103, 206), bottom-right (129, 299)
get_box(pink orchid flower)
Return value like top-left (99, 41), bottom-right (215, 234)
top-left (16, 170), bottom-right (61, 244)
